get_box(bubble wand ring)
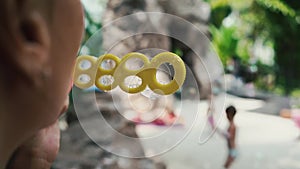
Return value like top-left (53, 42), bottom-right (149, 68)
top-left (73, 52), bottom-right (186, 95)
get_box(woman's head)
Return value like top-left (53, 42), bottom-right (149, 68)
top-left (0, 0), bottom-right (84, 137)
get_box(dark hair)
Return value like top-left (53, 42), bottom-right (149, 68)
top-left (226, 105), bottom-right (236, 117)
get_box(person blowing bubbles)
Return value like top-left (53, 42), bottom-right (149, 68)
top-left (0, 0), bottom-right (84, 168)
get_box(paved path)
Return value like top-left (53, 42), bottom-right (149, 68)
top-left (137, 94), bottom-right (300, 169)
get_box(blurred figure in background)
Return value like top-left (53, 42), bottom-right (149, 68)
top-left (207, 94), bottom-right (216, 129)
top-left (217, 106), bottom-right (237, 169)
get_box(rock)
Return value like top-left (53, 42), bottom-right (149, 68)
top-left (158, 0), bottom-right (211, 24)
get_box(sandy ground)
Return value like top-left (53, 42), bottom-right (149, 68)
top-left (136, 94), bottom-right (300, 169)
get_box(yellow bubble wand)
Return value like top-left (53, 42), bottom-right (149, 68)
top-left (73, 52), bottom-right (186, 95)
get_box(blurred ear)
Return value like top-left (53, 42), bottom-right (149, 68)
top-left (16, 9), bottom-right (51, 87)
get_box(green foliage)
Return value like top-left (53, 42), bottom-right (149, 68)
top-left (210, 6), bottom-right (231, 27)
top-left (273, 86), bottom-right (285, 95)
top-left (256, 0), bottom-right (296, 17)
top-left (83, 8), bottom-right (102, 44)
top-left (208, 0), bottom-right (300, 94)
top-left (266, 2), bottom-right (300, 93)
top-left (291, 89), bottom-right (300, 108)
top-left (210, 0), bottom-right (228, 9)
top-left (80, 0), bottom-right (107, 44)
top-left (291, 89), bottom-right (300, 98)
top-left (210, 0), bottom-right (296, 16)
top-left (210, 25), bottom-right (238, 65)
top-left (173, 48), bottom-right (183, 58)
